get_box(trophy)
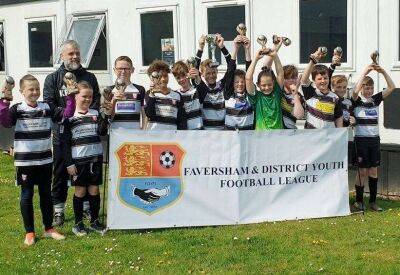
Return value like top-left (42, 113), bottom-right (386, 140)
top-left (102, 86), bottom-right (113, 102)
top-left (236, 23), bottom-right (247, 44)
top-left (63, 72), bottom-right (78, 95)
top-left (371, 50), bottom-right (379, 65)
top-left (257, 35), bottom-right (271, 55)
top-left (272, 35), bottom-right (291, 46)
top-left (187, 56), bottom-right (196, 69)
top-left (149, 71), bottom-right (161, 94)
top-left (333, 46), bottom-right (343, 66)
top-left (319, 46), bottom-right (328, 55)
top-left (115, 78), bottom-right (126, 92)
top-left (206, 34), bottom-right (219, 67)
top-left (0, 76), bottom-right (15, 100)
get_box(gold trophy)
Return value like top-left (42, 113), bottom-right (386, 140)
top-left (236, 23), bottom-right (247, 45)
top-left (257, 35), bottom-right (270, 55)
top-left (102, 86), bottom-right (113, 102)
top-left (187, 56), bottom-right (196, 69)
top-left (0, 76), bottom-right (14, 100)
top-left (206, 34), bottom-right (219, 67)
top-left (272, 35), bottom-right (291, 46)
top-left (63, 72), bottom-right (78, 95)
top-left (371, 50), bottom-right (379, 65)
top-left (149, 71), bottom-right (161, 95)
top-left (115, 78), bottom-right (126, 92)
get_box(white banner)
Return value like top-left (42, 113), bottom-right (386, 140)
top-left (107, 128), bottom-right (350, 229)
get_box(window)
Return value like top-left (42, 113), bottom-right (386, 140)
top-left (207, 5), bottom-right (246, 65)
top-left (300, 0), bottom-right (347, 64)
top-left (140, 11), bottom-right (175, 66)
top-left (56, 14), bottom-right (107, 69)
top-left (0, 22), bottom-right (4, 71)
top-left (384, 88), bottom-right (400, 130)
top-left (28, 20), bottom-right (53, 68)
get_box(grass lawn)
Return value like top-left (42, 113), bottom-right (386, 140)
top-left (0, 153), bottom-right (400, 274)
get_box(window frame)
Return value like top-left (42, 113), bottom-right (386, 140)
top-left (136, 4), bottom-right (180, 73)
top-left (26, 16), bottom-right (56, 72)
top-left (197, 0), bottom-right (251, 71)
top-left (55, 13), bottom-right (106, 69)
top-left (295, 0), bottom-right (355, 71)
top-left (392, 0), bottom-right (400, 69)
top-left (0, 20), bottom-right (6, 74)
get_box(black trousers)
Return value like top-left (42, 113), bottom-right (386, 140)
top-left (51, 142), bottom-right (69, 206)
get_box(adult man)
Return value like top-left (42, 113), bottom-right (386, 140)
top-left (44, 40), bottom-right (100, 226)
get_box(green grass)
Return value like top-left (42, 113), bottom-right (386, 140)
top-left (0, 153), bottom-right (400, 274)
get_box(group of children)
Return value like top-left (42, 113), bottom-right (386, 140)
top-left (0, 33), bottom-right (396, 245)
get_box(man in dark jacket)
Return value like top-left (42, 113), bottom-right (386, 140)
top-left (43, 40), bottom-right (100, 226)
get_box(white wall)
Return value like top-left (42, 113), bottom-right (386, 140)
top-left (0, 0), bottom-right (399, 143)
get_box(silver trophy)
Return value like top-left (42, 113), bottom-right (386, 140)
top-left (257, 35), bottom-right (270, 55)
top-left (206, 34), bottom-right (219, 67)
top-left (102, 86), bottom-right (113, 102)
top-left (371, 50), bottom-right (379, 65)
top-left (150, 71), bottom-right (161, 94)
top-left (319, 46), bottom-right (328, 55)
top-left (236, 23), bottom-right (247, 45)
top-left (63, 72), bottom-right (78, 95)
top-left (333, 46), bottom-right (343, 66)
top-left (187, 56), bottom-right (196, 69)
top-left (272, 35), bottom-right (291, 46)
top-left (115, 78), bottom-right (126, 91)
top-left (0, 76), bottom-right (15, 100)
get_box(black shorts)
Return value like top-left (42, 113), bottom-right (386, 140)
top-left (71, 162), bottom-right (103, 187)
top-left (16, 163), bottom-right (52, 187)
top-left (354, 137), bottom-right (380, 168)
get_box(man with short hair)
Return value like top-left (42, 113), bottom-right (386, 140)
top-left (43, 40), bottom-right (100, 226)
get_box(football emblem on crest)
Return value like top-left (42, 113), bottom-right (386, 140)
top-left (159, 150), bottom-right (175, 169)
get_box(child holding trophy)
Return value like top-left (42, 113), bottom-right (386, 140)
top-left (102, 56), bottom-right (146, 129)
top-left (245, 37), bottom-right (285, 130)
top-left (144, 60), bottom-right (184, 130)
top-left (223, 26), bottom-right (254, 130)
top-left (300, 47), bottom-right (343, 128)
top-left (0, 74), bottom-right (74, 245)
top-left (194, 34), bottom-right (235, 129)
top-left (351, 53), bottom-right (396, 212)
top-left (171, 59), bottom-right (203, 130)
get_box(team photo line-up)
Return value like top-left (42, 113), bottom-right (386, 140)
top-left (0, 25), bottom-right (397, 245)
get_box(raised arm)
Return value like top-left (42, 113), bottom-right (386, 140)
top-left (195, 35), bottom-right (206, 69)
top-left (245, 50), bottom-right (263, 95)
top-left (301, 48), bottom-right (325, 85)
top-left (353, 65), bottom-right (374, 101)
top-left (375, 66), bottom-right (396, 99)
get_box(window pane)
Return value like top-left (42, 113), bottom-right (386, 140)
top-left (67, 18), bottom-right (102, 66)
top-left (0, 23), bottom-right (4, 71)
top-left (28, 21), bottom-right (53, 67)
top-left (88, 24), bottom-right (107, 70)
top-left (141, 11), bottom-right (174, 66)
top-left (384, 88), bottom-right (400, 129)
top-left (300, 0), bottom-right (347, 63)
top-left (207, 5), bottom-right (245, 65)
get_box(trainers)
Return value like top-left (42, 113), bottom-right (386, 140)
top-left (43, 228), bottom-right (65, 240)
top-left (89, 219), bottom-right (105, 234)
top-left (24, 232), bottom-right (36, 246)
top-left (52, 212), bottom-right (65, 227)
top-left (369, 202), bottom-right (383, 212)
top-left (351, 201), bottom-right (365, 212)
top-left (72, 222), bottom-right (88, 237)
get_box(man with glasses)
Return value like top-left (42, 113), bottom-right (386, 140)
top-left (43, 40), bottom-right (100, 226)
top-left (102, 56), bottom-right (146, 129)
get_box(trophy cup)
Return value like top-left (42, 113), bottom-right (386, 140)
top-left (0, 76), bottom-right (15, 100)
top-left (371, 50), bottom-right (379, 65)
top-left (63, 72), bottom-right (78, 95)
top-left (272, 35), bottom-right (291, 46)
top-left (115, 78), bottom-right (126, 92)
top-left (333, 46), bottom-right (343, 66)
top-left (236, 23), bottom-right (247, 45)
top-left (102, 86), bottom-right (113, 102)
top-left (257, 35), bottom-right (270, 55)
top-left (206, 34), bottom-right (219, 67)
top-left (149, 71), bottom-right (161, 95)
top-left (319, 46), bottom-right (328, 55)
top-left (187, 56), bottom-right (196, 69)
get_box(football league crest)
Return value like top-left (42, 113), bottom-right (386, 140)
top-left (116, 143), bottom-right (185, 214)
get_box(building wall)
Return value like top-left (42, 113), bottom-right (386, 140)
top-left (0, 0), bottom-right (399, 144)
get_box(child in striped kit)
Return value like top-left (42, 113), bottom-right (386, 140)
top-left (351, 64), bottom-right (396, 212)
top-left (0, 74), bottom-right (72, 245)
top-left (65, 81), bottom-right (108, 236)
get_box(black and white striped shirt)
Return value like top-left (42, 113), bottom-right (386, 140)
top-left (302, 83), bottom-right (342, 129)
top-left (144, 90), bottom-right (184, 130)
top-left (177, 86), bottom-right (203, 130)
top-left (110, 83), bottom-right (145, 129)
top-left (281, 92), bottom-right (305, 129)
top-left (2, 102), bottom-right (65, 166)
top-left (65, 109), bottom-right (107, 166)
top-left (353, 92), bottom-right (382, 138)
top-left (224, 94), bottom-right (254, 130)
top-left (199, 81), bottom-right (225, 130)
